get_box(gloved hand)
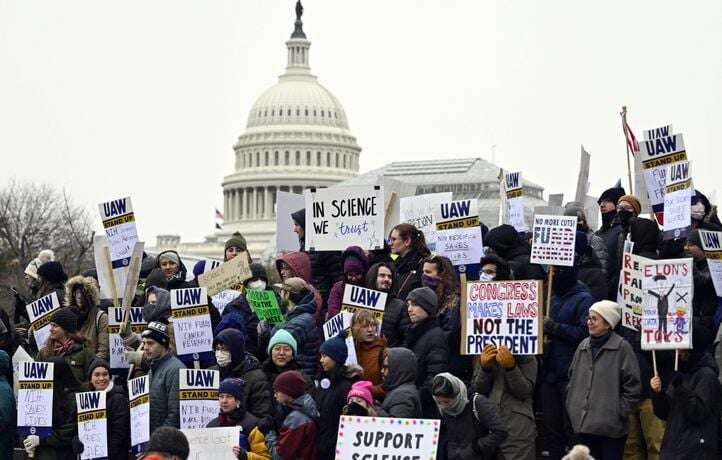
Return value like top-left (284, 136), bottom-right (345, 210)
top-left (125, 350), bottom-right (144, 366)
top-left (479, 344), bottom-right (497, 370)
top-left (543, 317), bottom-right (558, 335)
top-left (123, 333), bottom-right (141, 349)
top-left (23, 435), bottom-right (40, 454)
top-left (72, 435), bottom-right (85, 454)
top-left (496, 345), bottom-right (516, 370)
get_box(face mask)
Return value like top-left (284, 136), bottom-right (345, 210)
top-left (479, 272), bottom-right (495, 282)
top-left (601, 210), bottom-right (616, 226)
top-left (691, 203), bottom-right (706, 221)
top-left (617, 209), bottom-right (634, 227)
top-left (421, 274), bottom-right (439, 290)
top-left (215, 350), bottom-right (232, 367)
top-left (248, 280), bottom-right (267, 290)
top-left (552, 267), bottom-right (577, 295)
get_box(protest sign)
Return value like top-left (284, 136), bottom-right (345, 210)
top-left (128, 375), bottom-right (150, 453)
top-left (340, 285), bottom-right (387, 324)
top-left (662, 160), bottom-right (692, 240)
top-left (76, 391), bottom-right (108, 460)
top-left (17, 361), bottom-right (54, 437)
top-left (434, 199), bottom-right (483, 272)
top-left (276, 191), bottom-right (305, 253)
top-left (463, 280), bottom-right (542, 355)
top-left (502, 171), bottom-right (527, 232)
top-left (641, 258), bottom-right (693, 350)
top-left (98, 196), bottom-right (139, 269)
top-left (322, 312), bottom-right (358, 366)
top-left (335, 415), bottom-right (440, 460)
top-left (181, 426), bottom-right (240, 460)
top-left (198, 253), bottom-right (252, 296)
top-left (644, 124), bottom-right (674, 140)
top-left (180, 369), bottom-right (220, 429)
top-left (26, 292), bottom-right (61, 350)
top-left (700, 230), bottom-right (722, 297)
top-left (399, 192), bottom-right (452, 251)
top-left (616, 241), bottom-right (650, 331)
top-left (638, 127), bottom-right (687, 225)
top-left (171, 287), bottom-right (214, 360)
top-left (530, 214), bottom-right (578, 267)
top-left (11, 346), bottom-right (33, 398)
top-left (93, 235), bottom-right (125, 302)
top-left (107, 307), bottom-right (146, 371)
top-left (246, 289), bottom-right (284, 324)
top-left (304, 186), bottom-right (385, 251)
top-left (211, 290), bottom-right (241, 315)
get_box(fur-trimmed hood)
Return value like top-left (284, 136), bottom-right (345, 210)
top-left (64, 275), bottom-right (100, 308)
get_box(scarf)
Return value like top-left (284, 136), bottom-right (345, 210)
top-left (53, 338), bottom-right (75, 356)
top-left (590, 331), bottom-right (611, 359)
top-left (433, 372), bottom-right (468, 417)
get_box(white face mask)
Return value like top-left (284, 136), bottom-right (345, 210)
top-left (215, 350), bottom-right (232, 367)
top-left (248, 280), bottom-right (267, 290)
top-left (691, 202), bottom-right (706, 220)
top-left (479, 272), bottom-right (495, 282)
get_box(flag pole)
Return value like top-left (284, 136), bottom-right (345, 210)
top-left (621, 106), bottom-right (634, 194)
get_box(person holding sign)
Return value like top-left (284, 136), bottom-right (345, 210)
top-left (206, 377), bottom-right (271, 459)
top-left (274, 251), bottom-right (324, 324)
top-left (485, 224), bottom-right (546, 281)
top-left (389, 223), bottom-right (431, 301)
top-left (326, 246), bottom-right (370, 319)
top-left (37, 308), bottom-right (95, 384)
top-left (0, 351), bottom-right (14, 460)
top-left (64, 275), bottom-right (109, 360)
top-left (685, 231), bottom-right (719, 330)
top-left (35, 261), bottom-right (69, 305)
top-left (364, 261), bottom-right (410, 347)
top-left (155, 251), bottom-right (192, 291)
top-left (691, 190), bottom-right (722, 232)
top-left (85, 359), bottom-right (130, 460)
top-left (566, 301), bottom-right (641, 459)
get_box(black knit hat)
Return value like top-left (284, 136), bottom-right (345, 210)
top-left (598, 186), bottom-right (626, 205)
top-left (148, 426), bottom-right (190, 459)
top-left (51, 308), bottom-right (78, 334)
top-left (141, 321), bottom-right (170, 347)
top-left (247, 263), bottom-right (269, 284)
top-left (407, 287), bottom-right (439, 317)
top-left (87, 358), bottom-right (111, 379)
top-left (37, 261), bottom-right (68, 284)
top-left (291, 208), bottom-right (306, 229)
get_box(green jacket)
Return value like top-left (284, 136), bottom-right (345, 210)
top-left (148, 352), bottom-right (186, 432)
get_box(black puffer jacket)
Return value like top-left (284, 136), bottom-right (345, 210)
top-left (392, 248), bottom-right (425, 301)
top-left (403, 317), bottom-right (449, 417)
top-left (365, 262), bottom-right (410, 347)
top-left (485, 225), bottom-right (545, 281)
top-left (104, 382), bottom-right (131, 460)
top-left (271, 291), bottom-right (322, 377)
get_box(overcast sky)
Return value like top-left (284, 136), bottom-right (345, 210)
top-left (2, 0), bottom-right (720, 244)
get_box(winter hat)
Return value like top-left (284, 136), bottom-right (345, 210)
top-left (139, 254), bottom-right (157, 278)
top-left (589, 300), bottom-right (621, 329)
top-left (147, 427), bottom-right (190, 460)
top-left (157, 251), bottom-right (180, 266)
top-left (141, 321), bottom-right (170, 347)
top-left (291, 208), bottom-right (306, 229)
top-left (618, 195), bottom-right (642, 215)
top-left (342, 246), bottom-right (369, 274)
top-left (247, 263), bottom-right (269, 283)
top-left (598, 186), bottom-right (626, 205)
top-left (87, 358), bottom-right (111, 379)
top-left (276, 277), bottom-right (309, 295)
top-left (320, 330), bottom-right (348, 365)
top-left (37, 261), bottom-right (68, 284)
top-left (407, 287), bottom-right (439, 317)
top-left (267, 329), bottom-right (298, 356)
top-left (225, 232), bottom-right (247, 252)
top-left (347, 380), bottom-right (374, 407)
top-left (274, 370), bottom-right (307, 399)
top-left (24, 258), bottom-right (41, 279)
top-left (145, 268), bottom-right (168, 291)
top-left (51, 308), bottom-right (79, 334)
top-left (38, 249), bottom-right (55, 264)
top-left (219, 377), bottom-right (246, 401)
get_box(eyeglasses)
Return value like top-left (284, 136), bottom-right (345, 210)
top-left (586, 316), bottom-right (601, 324)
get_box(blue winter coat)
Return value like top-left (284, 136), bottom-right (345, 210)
top-left (272, 292), bottom-right (321, 377)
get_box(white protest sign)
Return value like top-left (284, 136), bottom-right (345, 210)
top-left (107, 307), bottom-right (146, 370)
top-left (276, 191), bottom-right (305, 253)
top-left (700, 230), bottom-right (722, 297)
top-left (198, 253), bottom-right (252, 297)
top-left (180, 369), bottom-right (220, 429)
top-left (641, 258), bottom-right (693, 350)
top-left (17, 361), bottom-right (54, 437)
top-left (171, 287), bottom-right (214, 359)
top-left (181, 426), bottom-right (240, 460)
top-left (662, 161), bottom-right (692, 240)
top-left (399, 192), bottom-right (452, 250)
top-left (434, 199), bottom-right (483, 268)
top-left (639, 129), bottom-right (687, 225)
top-left (76, 391), bottom-right (108, 460)
top-left (463, 280), bottom-right (542, 355)
top-left (616, 241), bottom-right (650, 331)
top-left (322, 312), bottom-right (358, 366)
top-left (98, 196), bottom-right (139, 269)
top-left (503, 171), bottom-right (527, 232)
top-left (340, 285), bottom-right (387, 324)
top-left (335, 415), bottom-right (440, 460)
top-left (26, 292), bottom-right (61, 350)
top-left (93, 234), bottom-right (125, 301)
top-left (11, 346), bottom-right (34, 398)
top-left (304, 186), bottom-right (385, 251)
top-left (128, 375), bottom-right (150, 452)
top-left (530, 214), bottom-right (578, 267)
top-left (644, 124), bottom-right (674, 140)
top-left (211, 290), bottom-right (241, 315)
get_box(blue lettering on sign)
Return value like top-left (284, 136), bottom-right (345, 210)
top-left (103, 198), bottom-right (128, 217)
top-left (186, 370), bottom-right (215, 387)
top-left (131, 377), bottom-right (146, 395)
top-left (31, 296), bottom-right (54, 317)
top-left (349, 285), bottom-right (381, 307)
top-left (324, 314), bottom-right (344, 338)
top-left (337, 221), bottom-right (369, 236)
top-left (24, 362), bottom-right (48, 379)
top-left (642, 135), bottom-right (678, 156)
top-left (702, 232), bottom-right (721, 249)
top-left (78, 392), bottom-right (101, 410)
top-left (505, 172), bottom-right (519, 189)
top-left (176, 288), bottom-right (202, 306)
top-left (440, 201), bottom-right (471, 220)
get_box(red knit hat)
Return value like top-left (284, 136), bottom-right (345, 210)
top-left (274, 370), bottom-right (307, 399)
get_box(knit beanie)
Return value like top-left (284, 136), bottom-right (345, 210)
top-left (225, 232), bottom-right (247, 252)
top-left (589, 300), bottom-right (621, 329)
top-left (87, 358), bottom-right (111, 380)
top-left (274, 370), bottom-right (307, 399)
top-left (618, 195), bottom-right (642, 215)
top-left (157, 251), bottom-right (180, 266)
top-left (291, 209), bottom-right (306, 229)
top-left (407, 287), bottom-right (439, 317)
top-left (38, 249), bottom-right (55, 264)
top-left (248, 263), bottom-right (268, 283)
top-left (598, 186), bottom-right (626, 205)
top-left (344, 256), bottom-right (366, 274)
top-left (141, 321), bottom-right (170, 347)
top-left (347, 380), bottom-right (374, 407)
top-left (51, 308), bottom-right (78, 334)
top-left (37, 261), bottom-right (68, 284)
top-left (267, 329), bottom-right (298, 356)
top-left (219, 377), bottom-right (246, 401)
top-left (320, 330), bottom-right (348, 365)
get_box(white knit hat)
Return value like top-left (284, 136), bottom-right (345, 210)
top-left (589, 300), bottom-right (621, 329)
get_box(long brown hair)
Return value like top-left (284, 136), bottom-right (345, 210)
top-left (391, 223), bottom-right (431, 258)
top-left (422, 255), bottom-right (458, 309)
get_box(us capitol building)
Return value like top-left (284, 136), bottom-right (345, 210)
top-left (152, 2), bottom-right (547, 260)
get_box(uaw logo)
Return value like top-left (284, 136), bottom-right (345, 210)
top-left (30, 427), bottom-right (36, 435)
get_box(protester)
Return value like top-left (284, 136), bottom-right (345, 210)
top-left (262, 329), bottom-right (302, 385)
top-left (472, 344), bottom-right (537, 460)
top-left (265, 370), bottom-right (319, 460)
top-left (141, 285), bottom-right (172, 323)
top-left (691, 190), bottom-right (722, 231)
top-left (350, 309), bottom-right (386, 398)
top-left (216, 289), bottom-right (258, 356)
top-left (432, 372), bottom-right (508, 460)
top-left (64, 275), bottom-right (109, 360)
top-left (389, 223), bottom-right (430, 300)
top-left (212, 328), bottom-right (273, 420)
top-left (685, 230), bottom-right (719, 331)
top-left (566, 301), bottom-right (642, 459)
top-left (0, 350), bottom-right (15, 460)
top-left (37, 308), bottom-right (95, 383)
top-left (35, 260), bottom-right (68, 303)
top-left (365, 261), bottom-right (410, 347)
top-left (479, 253), bottom-right (512, 282)
top-left (141, 321), bottom-right (186, 431)
top-left (378, 347), bottom-right (422, 418)
top-left (595, 185), bottom-right (626, 260)
top-left (342, 380), bottom-right (378, 416)
top-left (326, 246), bottom-right (370, 319)
top-left (206, 377), bottom-right (271, 459)
top-left (484, 224), bottom-right (545, 281)
top-left (275, 251), bottom-right (324, 323)
top-left (155, 250), bottom-right (192, 290)
top-left (403, 286), bottom-right (449, 417)
top-left (85, 359), bottom-right (130, 460)
top-left (143, 426), bottom-right (190, 460)
top-left (224, 231), bottom-right (250, 262)
top-left (565, 203), bottom-right (611, 273)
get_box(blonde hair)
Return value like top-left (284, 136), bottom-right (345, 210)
top-left (351, 310), bottom-right (379, 338)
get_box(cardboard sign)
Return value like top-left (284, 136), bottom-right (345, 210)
top-left (26, 292), bottom-right (61, 350)
top-left (98, 196), bottom-right (139, 269)
top-left (662, 160), bottom-right (692, 240)
top-left (17, 361), bottom-right (54, 437)
top-left (463, 280), bottom-right (542, 355)
top-left (399, 192), bottom-right (453, 250)
top-left (700, 230), bottom-right (722, 297)
top-left (639, 128), bottom-right (687, 225)
top-left (530, 214), bottom-right (578, 267)
top-left (246, 289), bottom-right (284, 324)
top-left (322, 312), bottom-right (358, 366)
top-left (76, 391), bottom-right (108, 460)
top-left (181, 427), bottom-right (240, 460)
top-left (276, 191), bottom-right (306, 253)
top-left (502, 171), bottom-right (527, 232)
top-left (198, 253), bottom-right (252, 296)
top-left (340, 285), bottom-right (387, 324)
top-left (616, 241), bottom-right (650, 331)
top-left (304, 186), bottom-right (385, 251)
top-left (107, 307), bottom-right (146, 370)
top-left (180, 369), bottom-right (220, 429)
top-left (335, 416), bottom-right (440, 460)
top-left (171, 288), bottom-right (214, 359)
top-left (641, 258), bottom-right (693, 350)
top-left (434, 199), bottom-right (483, 269)
top-left (128, 375), bottom-right (150, 453)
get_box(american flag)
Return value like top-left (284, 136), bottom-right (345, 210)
top-left (623, 118), bottom-right (640, 155)
top-left (215, 208), bottom-right (224, 220)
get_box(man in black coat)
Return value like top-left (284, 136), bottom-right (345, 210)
top-left (365, 262), bottom-right (410, 347)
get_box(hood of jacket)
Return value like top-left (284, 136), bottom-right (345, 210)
top-left (381, 347), bottom-right (417, 391)
top-left (155, 250), bottom-right (188, 281)
top-left (290, 392), bottom-right (320, 420)
top-left (213, 328), bottom-right (247, 365)
top-left (64, 275), bottom-right (100, 309)
top-left (142, 286), bottom-right (172, 323)
top-left (287, 291), bottom-right (317, 318)
top-left (365, 261), bottom-right (397, 293)
top-left (276, 251), bottom-right (312, 283)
